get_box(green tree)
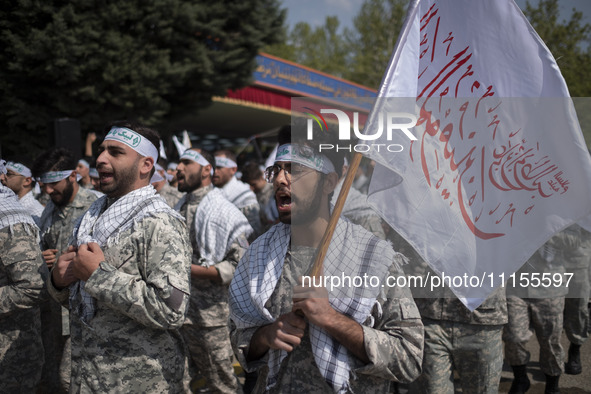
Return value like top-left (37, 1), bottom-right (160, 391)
top-left (345, 0), bottom-right (408, 89)
top-left (523, 0), bottom-right (591, 97)
top-left (0, 0), bottom-right (285, 157)
top-left (266, 16), bottom-right (350, 78)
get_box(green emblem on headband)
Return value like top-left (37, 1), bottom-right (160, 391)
top-left (108, 128), bottom-right (141, 148)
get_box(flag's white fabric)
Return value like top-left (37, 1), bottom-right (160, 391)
top-left (159, 140), bottom-right (167, 160)
top-left (364, 0), bottom-right (591, 310)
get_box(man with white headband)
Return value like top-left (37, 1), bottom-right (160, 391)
top-left (213, 149), bottom-right (263, 240)
top-left (31, 147), bottom-right (99, 393)
top-left (48, 122), bottom-right (192, 393)
top-left (0, 159), bottom-right (49, 392)
top-left (0, 157), bottom-right (44, 224)
top-left (175, 147), bottom-right (252, 393)
top-left (229, 124), bottom-right (423, 393)
top-left (152, 163), bottom-right (184, 208)
top-left (76, 159), bottom-right (92, 189)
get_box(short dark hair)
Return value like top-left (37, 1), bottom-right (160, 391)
top-left (103, 121), bottom-right (161, 163)
top-left (32, 147), bottom-right (76, 178)
top-left (214, 149), bottom-right (237, 163)
top-left (241, 161), bottom-right (263, 183)
top-left (198, 148), bottom-right (216, 173)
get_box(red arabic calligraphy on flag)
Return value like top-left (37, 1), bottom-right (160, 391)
top-left (364, 0), bottom-right (591, 309)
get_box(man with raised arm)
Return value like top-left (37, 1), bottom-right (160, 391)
top-left (48, 122), bottom-right (192, 393)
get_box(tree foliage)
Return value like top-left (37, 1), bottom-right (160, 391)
top-left (345, 0), bottom-right (407, 89)
top-left (0, 0), bottom-right (284, 157)
top-left (523, 0), bottom-right (591, 97)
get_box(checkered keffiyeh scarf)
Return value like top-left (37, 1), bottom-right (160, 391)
top-left (0, 184), bottom-right (37, 231)
top-left (221, 176), bottom-right (258, 209)
top-left (179, 188), bottom-right (252, 266)
top-left (230, 219), bottom-right (397, 393)
top-left (70, 185), bottom-right (184, 322)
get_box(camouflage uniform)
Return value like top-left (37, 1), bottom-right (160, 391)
top-left (0, 223), bottom-right (49, 393)
top-left (47, 212), bottom-right (192, 393)
top-left (387, 229), bottom-right (507, 394)
top-left (255, 183), bottom-right (276, 232)
top-left (231, 244), bottom-right (424, 393)
top-left (179, 185), bottom-right (248, 393)
top-left (504, 227), bottom-right (581, 377)
top-left (562, 225), bottom-right (590, 346)
top-left (39, 187), bottom-right (98, 393)
top-left (158, 182), bottom-right (185, 208)
top-left (412, 291), bottom-right (507, 394)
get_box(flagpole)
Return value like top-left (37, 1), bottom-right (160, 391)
top-left (309, 151), bottom-right (363, 278)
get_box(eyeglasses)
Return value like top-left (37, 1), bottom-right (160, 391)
top-left (4, 171), bottom-right (24, 178)
top-left (264, 163), bottom-right (313, 183)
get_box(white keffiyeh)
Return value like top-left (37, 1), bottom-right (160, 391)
top-left (0, 184), bottom-right (37, 231)
top-left (177, 188), bottom-right (252, 266)
top-left (70, 185), bottom-right (184, 322)
top-left (221, 177), bottom-right (258, 209)
top-left (230, 219), bottom-right (398, 393)
top-left (0, 160), bottom-right (36, 231)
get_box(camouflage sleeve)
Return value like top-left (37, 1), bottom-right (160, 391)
top-left (229, 320), bottom-right (269, 373)
top-left (216, 235), bottom-right (248, 285)
top-left (46, 269), bottom-right (70, 306)
top-left (84, 214), bottom-right (192, 330)
top-left (0, 223), bottom-right (49, 316)
top-left (548, 225), bottom-right (582, 252)
top-left (353, 264), bottom-right (424, 383)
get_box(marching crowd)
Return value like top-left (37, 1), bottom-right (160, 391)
top-left (0, 121), bottom-right (590, 394)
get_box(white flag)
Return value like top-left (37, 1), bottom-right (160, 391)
top-left (364, 0), bottom-right (591, 309)
top-left (172, 134), bottom-right (191, 157)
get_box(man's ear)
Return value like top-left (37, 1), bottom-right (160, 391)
top-left (323, 172), bottom-right (339, 195)
top-left (69, 170), bottom-right (78, 183)
top-left (201, 164), bottom-right (212, 178)
top-left (140, 157), bottom-right (154, 176)
top-left (22, 176), bottom-right (33, 188)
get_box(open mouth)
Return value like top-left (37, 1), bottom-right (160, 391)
top-left (99, 171), bottom-right (113, 183)
top-left (276, 192), bottom-right (291, 212)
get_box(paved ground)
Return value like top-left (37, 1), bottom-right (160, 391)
top-left (499, 331), bottom-right (591, 394)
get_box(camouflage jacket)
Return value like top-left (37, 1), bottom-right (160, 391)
top-left (508, 225), bottom-right (582, 298)
top-left (231, 245), bottom-right (424, 393)
top-left (0, 223), bottom-right (48, 389)
top-left (40, 187), bottom-right (98, 255)
top-left (179, 185), bottom-right (248, 328)
top-left (158, 182), bottom-right (185, 208)
top-left (47, 212), bottom-right (192, 393)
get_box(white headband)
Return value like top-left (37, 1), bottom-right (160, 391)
top-left (78, 159), bottom-right (90, 169)
top-left (275, 144), bottom-right (335, 174)
top-left (150, 171), bottom-right (165, 183)
top-left (167, 162), bottom-right (178, 170)
top-left (89, 168), bottom-right (99, 178)
top-left (0, 159), bottom-right (6, 175)
top-left (104, 127), bottom-right (158, 162)
top-left (215, 156), bottom-right (237, 168)
top-left (180, 150), bottom-right (211, 167)
top-left (6, 161), bottom-right (32, 178)
top-left (39, 170), bottom-right (74, 184)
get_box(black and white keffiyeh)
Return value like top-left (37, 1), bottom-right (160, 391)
top-left (0, 184), bottom-right (37, 231)
top-left (185, 187), bottom-right (252, 266)
top-left (230, 219), bottom-right (399, 393)
top-left (0, 160), bottom-right (36, 231)
top-left (70, 185), bottom-right (184, 322)
top-left (221, 176), bottom-right (259, 209)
